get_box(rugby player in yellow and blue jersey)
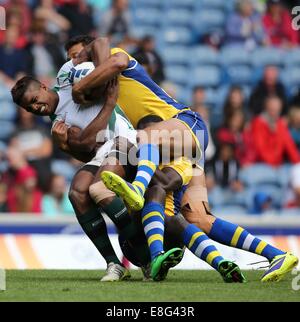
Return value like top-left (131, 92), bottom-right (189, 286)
top-left (133, 115), bottom-right (246, 282)
top-left (72, 46), bottom-right (206, 209)
top-left (134, 118), bottom-right (297, 283)
top-left (72, 39), bottom-right (298, 283)
top-left (12, 36), bottom-right (298, 283)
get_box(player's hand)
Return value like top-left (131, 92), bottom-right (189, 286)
top-left (105, 77), bottom-right (119, 108)
top-left (67, 126), bottom-right (82, 142)
top-left (72, 83), bottom-right (93, 105)
top-left (52, 121), bottom-right (69, 149)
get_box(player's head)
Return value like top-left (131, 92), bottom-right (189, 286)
top-left (11, 76), bottom-right (58, 116)
top-left (137, 115), bottom-right (163, 130)
top-left (64, 35), bottom-right (96, 60)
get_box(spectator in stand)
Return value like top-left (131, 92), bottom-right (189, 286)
top-left (0, 142), bottom-right (7, 173)
top-left (0, 25), bottom-right (30, 83)
top-left (42, 174), bottom-right (74, 217)
top-left (291, 87), bottom-right (300, 107)
top-left (206, 143), bottom-right (244, 194)
top-left (160, 81), bottom-right (178, 100)
top-left (225, 0), bottom-right (266, 50)
top-left (191, 86), bottom-right (207, 111)
top-left (192, 103), bottom-right (216, 162)
top-left (27, 27), bottom-right (65, 83)
top-left (0, 142), bottom-right (8, 213)
top-left (87, 0), bottom-right (111, 12)
top-left (217, 110), bottom-right (246, 146)
top-left (191, 86), bottom-right (217, 125)
top-left (263, 0), bottom-right (298, 48)
top-left (288, 107), bottom-right (300, 151)
top-left (9, 109), bottom-right (53, 192)
top-left (284, 163), bottom-right (300, 209)
top-left (57, 0), bottom-right (96, 38)
top-left (217, 110), bottom-right (256, 166)
top-left (131, 51), bottom-right (153, 77)
top-left (223, 86), bottom-right (248, 120)
top-left (251, 95), bottom-right (300, 166)
top-left (3, 147), bottom-right (42, 213)
top-left (248, 65), bottom-right (288, 116)
top-left (0, 0), bottom-right (32, 48)
top-left (251, 191), bottom-right (275, 214)
top-left (34, 0), bottom-right (71, 37)
top-left (99, 0), bottom-right (132, 46)
top-left (0, 183), bottom-right (8, 212)
top-left (132, 35), bottom-right (165, 85)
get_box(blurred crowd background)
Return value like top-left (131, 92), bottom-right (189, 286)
top-left (1, 0), bottom-right (300, 216)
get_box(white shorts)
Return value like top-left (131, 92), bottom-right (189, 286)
top-left (85, 134), bottom-right (137, 168)
top-left (85, 139), bottom-right (115, 168)
top-left (85, 110), bottom-right (137, 169)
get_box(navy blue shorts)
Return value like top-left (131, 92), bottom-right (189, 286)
top-left (174, 109), bottom-right (208, 168)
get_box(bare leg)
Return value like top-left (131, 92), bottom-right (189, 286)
top-left (181, 168), bottom-right (291, 270)
top-left (89, 140), bottom-right (150, 266)
top-left (101, 118), bottom-right (201, 211)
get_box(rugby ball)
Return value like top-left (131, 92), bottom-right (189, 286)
top-left (68, 62), bottom-right (95, 84)
top-left (69, 62), bottom-right (106, 102)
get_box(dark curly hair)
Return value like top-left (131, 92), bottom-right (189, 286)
top-left (64, 35), bottom-right (96, 52)
top-left (11, 76), bottom-right (40, 106)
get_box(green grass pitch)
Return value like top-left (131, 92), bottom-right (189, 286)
top-left (0, 270), bottom-right (299, 302)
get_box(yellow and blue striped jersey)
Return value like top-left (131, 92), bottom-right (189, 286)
top-left (111, 48), bottom-right (188, 128)
top-left (160, 157), bottom-right (193, 217)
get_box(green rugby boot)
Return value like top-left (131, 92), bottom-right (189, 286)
top-left (218, 260), bottom-right (247, 283)
top-left (151, 248), bottom-right (184, 282)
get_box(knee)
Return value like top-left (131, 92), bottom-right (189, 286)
top-left (193, 217), bottom-right (214, 234)
top-left (68, 185), bottom-right (89, 207)
top-left (89, 181), bottom-right (115, 207)
top-left (181, 203), bottom-right (215, 234)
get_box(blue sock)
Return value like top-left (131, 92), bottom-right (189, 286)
top-left (142, 202), bottom-right (165, 261)
top-left (208, 218), bottom-right (285, 261)
top-left (133, 144), bottom-right (160, 195)
top-left (183, 224), bottom-right (224, 270)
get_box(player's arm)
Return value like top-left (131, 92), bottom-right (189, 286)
top-left (74, 37), bottom-right (110, 67)
top-left (72, 52), bottom-right (129, 104)
top-left (51, 122), bottom-right (95, 162)
top-left (67, 79), bottom-right (118, 153)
